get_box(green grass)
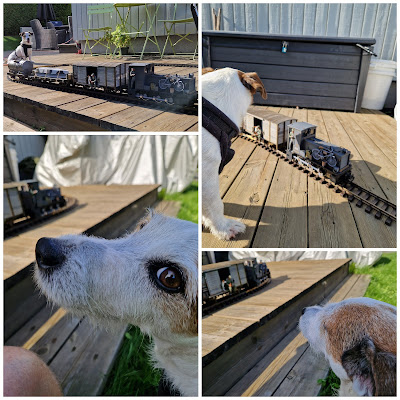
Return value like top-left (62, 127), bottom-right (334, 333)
top-left (4, 36), bottom-right (20, 52)
top-left (318, 252), bottom-right (396, 396)
top-left (158, 181), bottom-right (198, 223)
top-left (102, 181), bottom-right (198, 395)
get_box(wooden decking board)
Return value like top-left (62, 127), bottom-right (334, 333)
top-left (3, 116), bottom-right (36, 132)
top-left (225, 273), bottom-right (371, 397)
top-left (219, 138), bottom-right (257, 197)
top-left (202, 146), bottom-right (278, 248)
top-left (202, 259), bottom-right (351, 359)
top-left (253, 158), bottom-right (308, 248)
top-left (335, 111), bottom-right (396, 200)
top-left (4, 55), bottom-right (198, 132)
top-left (203, 259), bottom-right (351, 395)
top-left (202, 106), bottom-right (396, 248)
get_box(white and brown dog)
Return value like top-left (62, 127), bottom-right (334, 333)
top-left (34, 211), bottom-right (198, 396)
top-left (202, 67), bottom-right (267, 240)
top-left (300, 297), bottom-right (396, 396)
top-left (8, 32), bottom-right (34, 63)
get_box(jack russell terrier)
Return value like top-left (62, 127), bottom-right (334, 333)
top-left (202, 67), bottom-right (267, 240)
top-left (8, 32), bottom-right (34, 63)
top-left (300, 297), bottom-right (396, 396)
top-left (34, 211), bottom-right (198, 396)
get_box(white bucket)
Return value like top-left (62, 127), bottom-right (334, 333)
top-left (361, 59), bottom-right (397, 110)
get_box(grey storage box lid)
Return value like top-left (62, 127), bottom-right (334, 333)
top-left (203, 31), bottom-right (376, 112)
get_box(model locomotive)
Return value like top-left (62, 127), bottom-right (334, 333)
top-left (202, 258), bottom-right (271, 304)
top-left (243, 109), bottom-right (353, 183)
top-left (4, 181), bottom-right (66, 227)
top-left (7, 60), bottom-right (197, 107)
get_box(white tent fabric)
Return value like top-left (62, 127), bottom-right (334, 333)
top-left (229, 251), bottom-right (383, 268)
top-left (35, 135), bottom-right (198, 192)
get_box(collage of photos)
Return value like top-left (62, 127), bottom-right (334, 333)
top-left (2, 2), bottom-right (397, 399)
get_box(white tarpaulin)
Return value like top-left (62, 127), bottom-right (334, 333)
top-left (229, 251), bottom-right (383, 268)
top-left (35, 135), bottom-right (198, 193)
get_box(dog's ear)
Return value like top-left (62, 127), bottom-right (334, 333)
top-left (238, 71), bottom-right (267, 99)
top-left (202, 67), bottom-right (215, 75)
top-left (341, 337), bottom-right (396, 396)
top-left (19, 32), bottom-right (24, 37)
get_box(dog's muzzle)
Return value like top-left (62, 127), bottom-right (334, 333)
top-left (36, 237), bottom-right (66, 271)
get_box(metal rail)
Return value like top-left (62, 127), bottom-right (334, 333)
top-left (202, 277), bottom-right (272, 317)
top-left (240, 133), bottom-right (396, 226)
top-left (7, 74), bottom-right (198, 115)
top-left (5, 196), bottom-right (78, 239)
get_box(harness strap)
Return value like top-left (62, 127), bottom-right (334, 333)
top-left (22, 44), bottom-right (32, 58)
top-left (202, 97), bottom-right (239, 174)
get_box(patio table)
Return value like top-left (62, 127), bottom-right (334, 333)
top-left (113, 3), bottom-right (161, 59)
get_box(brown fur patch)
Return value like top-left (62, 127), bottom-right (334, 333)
top-left (202, 67), bottom-right (215, 75)
top-left (237, 70), bottom-right (267, 99)
top-left (324, 304), bottom-right (396, 363)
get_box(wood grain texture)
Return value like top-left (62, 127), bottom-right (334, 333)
top-left (203, 259), bottom-right (351, 395)
top-left (201, 106), bottom-right (396, 248)
top-left (3, 54), bottom-right (198, 132)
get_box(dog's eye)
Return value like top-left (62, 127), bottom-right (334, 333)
top-left (156, 266), bottom-right (182, 290)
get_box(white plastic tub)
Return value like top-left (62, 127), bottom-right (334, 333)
top-left (361, 59), bottom-right (397, 110)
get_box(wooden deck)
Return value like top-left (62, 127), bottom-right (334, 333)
top-left (202, 107), bottom-right (396, 248)
top-left (4, 54), bottom-right (198, 132)
top-left (4, 184), bottom-right (159, 280)
top-left (202, 258), bottom-right (352, 395)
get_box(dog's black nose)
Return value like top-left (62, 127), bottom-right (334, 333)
top-left (35, 237), bottom-right (65, 270)
top-left (301, 307), bottom-right (307, 315)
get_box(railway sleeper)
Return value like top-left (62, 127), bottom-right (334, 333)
top-left (385, 217), bottom-right (393, 226)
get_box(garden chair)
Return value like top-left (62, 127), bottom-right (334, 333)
top-left (112, 4), bottom-right (148, 58)
top-left (159, 3), bottom-right (197, 60)
top-left (30, 19), bottom-right (58, 50)
top-left (47, 22), bottom-right (67, 44)
top-left (82, 4), bottom-right (114, 57)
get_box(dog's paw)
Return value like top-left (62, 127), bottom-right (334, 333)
top-left (211, 218), bottom-right (246, 241)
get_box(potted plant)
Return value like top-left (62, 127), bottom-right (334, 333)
top-left (110, 24), bottom-right (131, 55)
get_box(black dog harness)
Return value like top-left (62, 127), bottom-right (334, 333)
top-left (202, 97), bottom-right (239, 174)
top-left (22, 44), bottom-right (32, 58)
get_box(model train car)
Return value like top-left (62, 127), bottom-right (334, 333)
top-left (202, 258), bottom-right (271, 304)
top-left (243, 109), bottom-right (353, 183)
top-left (4, 181), bottom-right (66, 227)
top-left (7, 60), bottom-right (197, 107)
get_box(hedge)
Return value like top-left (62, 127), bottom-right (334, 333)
top-left (4, 4), bottom-right (72, 36)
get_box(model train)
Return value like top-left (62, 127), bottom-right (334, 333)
top-left (7, 60), bottom-right (197, 107)
top-left (4, 181), bottom-right (66, 227)
top-left (243, 109), bottom-right (353, 183)
top-left (202, 258), bottom-right (271, 304)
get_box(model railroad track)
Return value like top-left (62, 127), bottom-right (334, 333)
top-left (7, 74), bottom-right (198, 115)
top-left (202, 277), bottom-right (272, 317)
top-left (5, 196), bottom-right (78, 239)
top-left (240, 133), bottom-right (396, 226)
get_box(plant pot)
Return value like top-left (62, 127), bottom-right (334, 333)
top-left (120, 47), bottom-right (129, 55)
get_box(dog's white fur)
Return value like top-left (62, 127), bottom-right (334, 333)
top-left (8, 32), bottom-right (33, 63)
top-left (34, 212), bottom-right (198, 396)
top-left (202, 68), bottom-right (266, 240)
top-left (299, 297), bottom-right (396, 396)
